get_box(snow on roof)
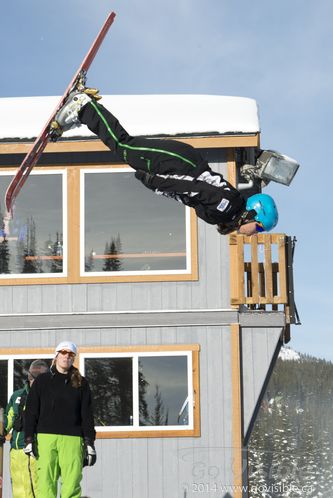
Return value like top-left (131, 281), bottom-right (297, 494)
top-left (0, 94), bottom-right (260, 140)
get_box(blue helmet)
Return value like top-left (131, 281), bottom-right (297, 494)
top-left (246, 194), bottom-right (278, 232)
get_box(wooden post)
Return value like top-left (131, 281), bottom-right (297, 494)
top-left (230, 235), bottom-right (245, 306)
top-left (0, 407), bottom-right (4, 498)
top-left (231, 324), bottom-right (244, 498)
top-left (277, 234), bottom-right (288, 303)
top-left (250, 236), bottom-right (259, 304)
top-left (263, 234), bottom-right (273, 302)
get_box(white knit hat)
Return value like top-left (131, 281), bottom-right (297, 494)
top-left (55, 341), bottom-right (77, 355)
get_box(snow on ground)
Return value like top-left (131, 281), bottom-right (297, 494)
top-left (0, 94), bottom-right (260, 140)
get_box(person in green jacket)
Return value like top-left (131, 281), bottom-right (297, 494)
top-left (3, 359), bottom-right (49, 498)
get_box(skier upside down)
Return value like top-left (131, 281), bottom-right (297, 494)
top-left (51, 88), bottom-right (278, 236)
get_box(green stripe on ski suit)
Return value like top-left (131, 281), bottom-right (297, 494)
top-left (89, 100), bottom-right (197, 170)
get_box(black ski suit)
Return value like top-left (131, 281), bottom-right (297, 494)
top-left (79, 101), bottom-right (246, 226)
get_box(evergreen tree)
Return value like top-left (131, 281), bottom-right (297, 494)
top-left (85, 358), bottom-right (133, 426)
top-left (85, 249), bottom-right (95, 272)
top-left (150, 385), bottom-right (169, 426)
top-left (49, 232), bottom-right (63, 273)
top-left (103, 235), bottom-right (123, 272)
top-left (21, 217), bottom-right (42, 273)
top-left (249, 351), bottom-right (333, 497)
top-left (0, 237), bottom-right (10, 274)
top-left (0, 210), bottom-right (11, 273)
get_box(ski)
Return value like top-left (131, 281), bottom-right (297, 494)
top-left (5, 11), bottom-right (116, 217)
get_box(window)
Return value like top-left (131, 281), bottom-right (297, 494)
top-left (80, 345), bottom-right (200, 437)
top-left (0, 346), bottom-right (200, 439)
top-left (0, 359), bottom-right (7, 409)
top-left (0, 170), bottom-right (67, 279)
top-left (0, 165), bottom-right (198, 284)
top-left (81, 168), bottom-right (192, 276)
top-left (0, 353), bottom-right (54, 407)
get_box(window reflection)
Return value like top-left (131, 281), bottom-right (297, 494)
top-left (13, 358), bottom-right (52, 391)
top-left (0, 360), bottom-right (8, 408)
top-left (139, 356), bottom-right (188, 426)
top-left (0, 173), bottom-right (64, 275)
top-left (83, 354), bottom-right (191, 430)
top-left (85, 358), bottom-right (133, 427)
top-left (83, 171), bottom-right (187, 273)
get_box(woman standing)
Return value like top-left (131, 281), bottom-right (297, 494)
top-left (24, 341), bottom-right (96, 498)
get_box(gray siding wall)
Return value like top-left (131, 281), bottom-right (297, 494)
top-left (0, 159), bottom-right (230, 317)
top-left (242, 326), bottom-right (283, 439)
top-left (0, 154), bottom-right (286, 498)
top-left (1, 325), bottom-right (234, 498)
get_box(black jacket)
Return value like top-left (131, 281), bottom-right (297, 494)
top-left (25, 367), bottom-right (95, 442)
top-left (135, 168), bottom-right (246, 225)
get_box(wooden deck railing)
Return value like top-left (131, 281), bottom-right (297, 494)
top-left (229, 233), bottom-right (290, 312)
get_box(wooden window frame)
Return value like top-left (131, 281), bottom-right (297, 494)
top-left (0, 344), bottom-right (200, 439)
top-left (0, 164), bottom-right (198, 285)
top-left (0, 168), bottom-right (68, 283)
top-left (79, 165), bottom-right (198, 282)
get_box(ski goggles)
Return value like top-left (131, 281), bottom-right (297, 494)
top-left (58, 350), bottom-right (76, 358)
top-left (255, 222), bottom-right (265, 233)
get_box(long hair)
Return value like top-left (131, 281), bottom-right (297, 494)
top-left (51, 358), bottom-right (82, 388)
top-left (70, 366), bottom-right (83, 388)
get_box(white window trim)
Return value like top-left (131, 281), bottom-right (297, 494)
top-left (79, 350), bottom-right (194, 432)
top-left (80, 167), bottom-right (192, 277)
top-left (0, 170), bottom-right (68, 279)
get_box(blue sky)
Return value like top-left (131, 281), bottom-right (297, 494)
top-left (1, 0), bottom-right (332, 360)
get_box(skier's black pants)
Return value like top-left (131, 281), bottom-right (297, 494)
top-left (79, 101), bottom-right (209, 177)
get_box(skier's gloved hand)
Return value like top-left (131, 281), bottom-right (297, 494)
top-left (0, 433), bottom-right (6, 445)
top-left (83, 438), bottom-right (97, 467)
top-left (23, 439), bottom-right (37, 458)
top-left (135, 170), bottom-right (155, 188)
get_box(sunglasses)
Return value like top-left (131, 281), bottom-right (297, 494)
top-left (58, 350), bottom-right (75, 358)
top-left (255, 222), bottom-right (265, 233)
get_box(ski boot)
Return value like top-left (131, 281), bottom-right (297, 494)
top-left (50, 87), bottom-right (101, 141)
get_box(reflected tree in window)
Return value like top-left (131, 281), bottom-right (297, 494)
top-left (103, 234), bottom-right (123, 272)
top-left (139, 368), bottom-right (149, 424)
top-left (84, 172), bottom-right (188, 273)
top-left (150, 385), bottom-right (169, 426)
top-left (85, 250), bottom-right (95, 272)
top-left (48, 232), bottom-right (63, 273)
top-left (85, 358), bottom-right (133, 426)
top-left (0, 237), bottom-right (10, 274)
top-left (0, 173), bottom-right (64, 275)
top-left (14, 358), bottom-right (52, 391)
top-left (139, 356), bottom-right (188, 427)
top-left (0, 360), bottom-right (8, 408)
top-left (20, 217), bottom-right (41, 273)
top-left (84, 354), bottom-right (191, 429)
top-left (0, 210), bottom-right (10, 274)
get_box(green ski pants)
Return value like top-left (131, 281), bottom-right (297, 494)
top-left (10, 448), bottom-right (37, 498)
top-left (36, 433), bottom-right (83, 498)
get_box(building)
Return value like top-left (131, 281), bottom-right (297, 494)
top-left (0, 94), bottom-right (297, 497)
